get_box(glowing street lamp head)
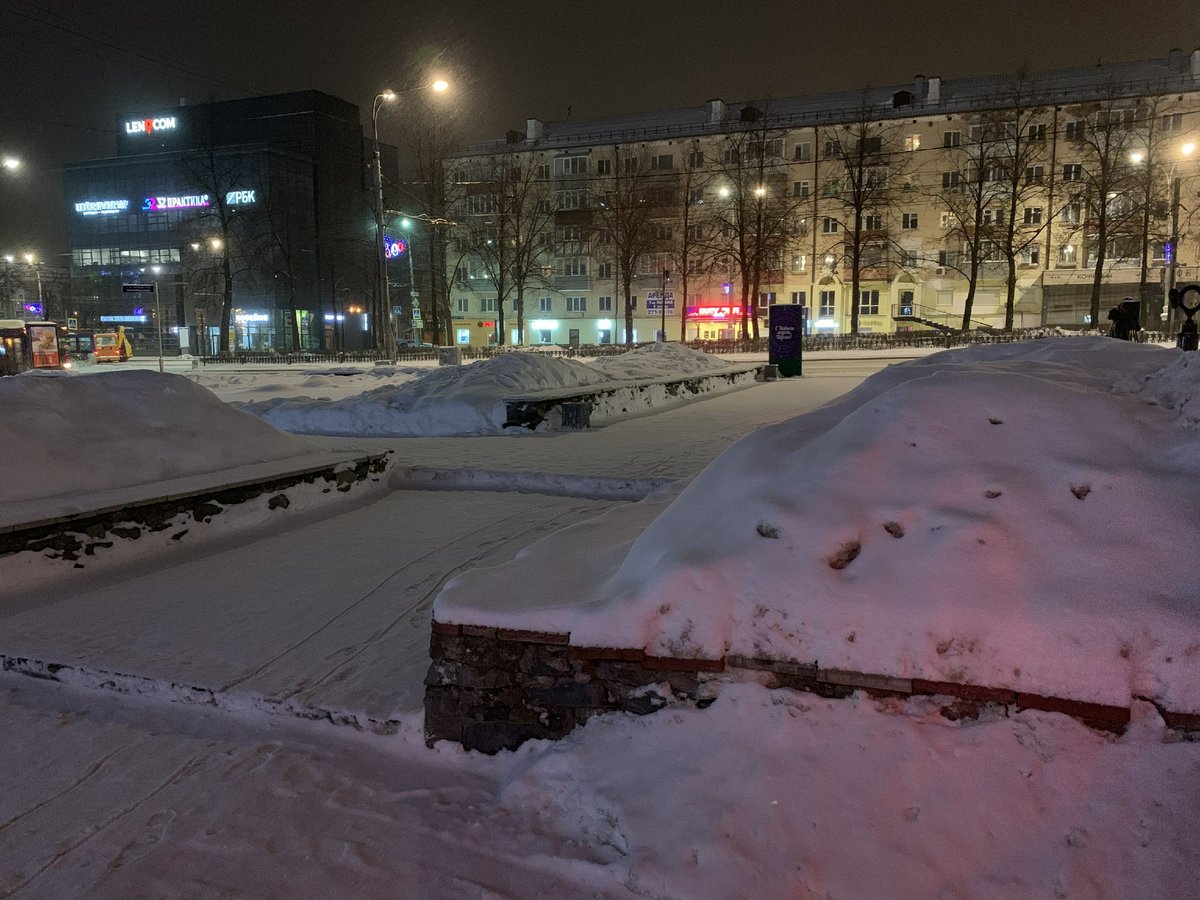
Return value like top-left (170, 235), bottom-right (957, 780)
top-left (431, 79), bottom-right (449, 93)
top-left (1130, 151), bottom-right (1145, 164)
top-left (2, 157), bottom-right (20, 171)
top-left (400, 217), bottom-right (412, 229)
top-left (23, 253), bottom-right (35, 265)
top-left (380, 90), bottom-right (397, 102)
top-left (1183, 142), bottom-right (1196, 157)
top-left (754, 186), bottom-right (767, 198)
top-left (718, 186), bottom-right (731, 198)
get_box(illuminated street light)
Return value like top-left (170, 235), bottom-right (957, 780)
top-left (372, 80), bottom-right (451, 359)
top-left (2, 157), bottom-right (20, 171)
top-left (754, 186), bottom-right (766, 198)
top-left (1182, 142), bottom-right (1196, 157)
top-left (210, 238), bottom-right (223, 250)
top-left (718, 186), bottom-right (731, 198)
top-left (1130, 151), bottom-right (1145, 165)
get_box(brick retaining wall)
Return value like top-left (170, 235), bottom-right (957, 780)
top-left (426, 624), bottom-right (1198, 753)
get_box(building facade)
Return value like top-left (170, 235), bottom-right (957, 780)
top-left (446, 49), bottom-right (1200, 346)
top-left (63, 91), bottom-right (399, 353)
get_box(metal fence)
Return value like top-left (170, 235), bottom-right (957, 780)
top-left (195, 328), bottom-right (1174, 366)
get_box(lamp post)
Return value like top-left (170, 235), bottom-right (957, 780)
top-left (399, 217), bottom-right (418, 343)
top-left (659, 268), bottom-right (672, 341)
top-left (371, 79), bottom-right (450, 360)
top-left (23, 253), bottom-right (43, 314)
top-left (372, 89), bottom-right (398, 360)
top-left (1164, 141), bottom-right (1195, 330)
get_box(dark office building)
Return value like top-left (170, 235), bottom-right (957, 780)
top-left (63, 91), bottom-right (398, 352)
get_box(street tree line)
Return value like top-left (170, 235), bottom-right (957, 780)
top-left (437, 78), bottom-right (1190, 339)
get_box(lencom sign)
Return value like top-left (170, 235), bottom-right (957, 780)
top-left (125, 116), bottom-right (177, 135)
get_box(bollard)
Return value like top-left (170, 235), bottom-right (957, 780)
top-left (1168, 285), bottom-right (1200, 352)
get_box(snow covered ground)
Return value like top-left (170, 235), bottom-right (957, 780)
top-left (1, 341), bottom-right (1197, 898)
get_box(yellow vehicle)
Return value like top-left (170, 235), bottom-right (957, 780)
top-left (93, 326), bottom-right (133, 363)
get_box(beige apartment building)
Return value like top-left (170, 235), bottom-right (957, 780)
top-left (445, 49), bottom-right (1200, 346)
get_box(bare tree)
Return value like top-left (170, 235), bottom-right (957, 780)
top-left (458, 149), bottom-right (556, 345)
top-left (665, 139), bottom-right (719, 340)
top-left (589, 145), bottom-right (665, 344)
top-left (713, 106), bottom-right (809, 339)
top-left (1064, 92), bottom-right (1144, 327)
top-left (1127, 96), bottom-right (1177, 327)
top-left (820, 91), bottom-right (911, 334)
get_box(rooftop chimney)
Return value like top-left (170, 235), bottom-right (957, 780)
top-left (1191, 48), bottom-right (1200, 78)
top-left (526, 118), bottom-right (544, 142)
top-left (927, 76), bottom-right (942, 103)
top-left (913, 74), bottom-right (927, 100)
top-left (1168, 48), bottom-right (1186, 72)
top-left (706, 98), bottom-right (726, 125)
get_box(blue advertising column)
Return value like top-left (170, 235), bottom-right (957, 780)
top-left (768, 304), bottom-right (804, 377)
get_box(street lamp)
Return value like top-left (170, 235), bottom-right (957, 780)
top-left (1165, 141), bottom-right (1196, 328)
top-left (23, 253), bottom-right (43, 314)
top-left (2, 157), bottom-right (20, 171)
top-left (372, 81), bottom-right (451, 361)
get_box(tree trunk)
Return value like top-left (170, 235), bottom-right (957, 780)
top-left (219, 250), bottom-right (233, 355)
top-left (1004, 254), bottom-right (1017, 332)
top-left (961, 255), bottom-right (980, 331)
top-left (623, 269), bottom-right (635, 344)
top-left (1089, 219), bottom-right (1107, 328)
top-left (516, 289), bottom-right (525, 346)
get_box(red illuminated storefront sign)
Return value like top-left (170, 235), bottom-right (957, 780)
top-left (686, 305), bottom-right (742, 319)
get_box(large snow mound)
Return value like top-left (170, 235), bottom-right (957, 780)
top-left (239, 347), bottom-right (738, 436)
top-left (587, 341), bottom-right (735, 379)
top-left (437, 338), bottom-right (1200, 713)
top-left (0, 370), bottom-right (317, 503)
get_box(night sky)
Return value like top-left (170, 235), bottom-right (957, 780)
top-left (2, 0), bottom-right (1197, 259)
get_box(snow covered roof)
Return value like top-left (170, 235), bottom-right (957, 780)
top-left (457, 49), bottom-right (1200, 157)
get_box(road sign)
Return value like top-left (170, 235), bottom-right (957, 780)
top-left (412, 308), bottom-right (422, 321)
top-left (646, 290), bottom-right (675, 312)
top-left (66, 317), bottom-right (78, 330)
top-left (392, 306), bottom-right (403, 315)
top-left (122, 283), bottom-right (156, 293)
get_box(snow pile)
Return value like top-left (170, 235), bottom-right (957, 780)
top-left (588, 341), bottom-right (732, 379)
top-left (0, 370), bottom-right (317, 503)
top-left (238, 349), bottom-right (742, 436)
top-left (191, 365), bottom-right (429, 403)
top-left (1115, 348), bottom-right (1200, 428)
top-left (437, 338), bottom-right (1200, 713)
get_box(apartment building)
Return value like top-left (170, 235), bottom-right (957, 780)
top-left (446, 49), bottom-right (1200, 346)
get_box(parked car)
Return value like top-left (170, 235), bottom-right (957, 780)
top-left (397, 339), bottom-right (434, 350)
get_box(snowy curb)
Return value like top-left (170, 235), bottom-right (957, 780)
top-left (0, 453), bottom-right (389, 560)
top-left (389, 466), bottom-right (673, 501)
top-left (0, 652), bottom-right (416, 739)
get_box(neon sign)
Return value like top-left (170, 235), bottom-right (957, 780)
top-left (140, 190), bottom-right (256, 212)
top-left (125, 116), bottom-right (177, 135)
top-left (75, 199), bottom-right (130, 216)
top-left (690, 305), bottom-right (742, 319)
top-left (23, 303), bottom-right (43, 316)
top-left (384, 236), bottom-right (407, 259)
top-left (143, 194), bottom-right (209, 211)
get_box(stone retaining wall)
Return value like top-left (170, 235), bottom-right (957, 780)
top-left (425, 624), bottom-right (1200, 753)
